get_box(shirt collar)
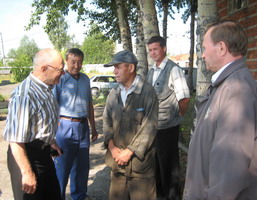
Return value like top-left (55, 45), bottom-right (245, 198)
top-left (30, 73), bottom-right (53, 90)
top-left (211, 61), bottom-right (233, 83)
top-left (119, 74), bottom-right (140, 91)
top-left (153, 56), bottom-right (168, 70)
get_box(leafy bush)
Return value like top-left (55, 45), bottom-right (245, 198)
top-left (0, 94), bottom-right (5, 102)
top-left (10, 66), bottom-right (32, 82)
top-left (7, 35), bottom-right (39, 82)
top-left (81, 24), bottom-right (115, 64)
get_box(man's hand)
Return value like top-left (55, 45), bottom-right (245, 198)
top-left (9, 142), bottom-right (38, 194)
top-left (108, 139), bottom-right (122, 160)
top-left (91, 129), bottom-right (98, 142)
top-left (179, 98), bottom-right (190, 116)
top-left (108, 140), bottom-right (121, 159)
top-left (51, 143), bottom-right (63, 156)
top-left (21, 170), bottom-right (37, 194)
top-left (110, 146), bottom-right (122, 160)
top-left (115, 148), bottom-right (134, 166)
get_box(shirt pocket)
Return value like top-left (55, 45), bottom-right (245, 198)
top-left (134, 108), bottom-right (145, 125)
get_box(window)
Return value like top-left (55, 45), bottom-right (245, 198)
top-left (108, 77), bottom-right (116, 83)
top-left (229, 0), bottom-right (248, 14)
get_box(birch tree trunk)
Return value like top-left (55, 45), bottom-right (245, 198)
top-left (115, 0), bottom-right (133, 51)
top-left (187, 0), bottom-right (197, 93)
top-left (135, 2), bottom-right (148, 78)
top-left (138, 0), bottom-right (160, 67)
top-left (162, 1), bottom-right (169, 40)
top-left (196, 0), bottom-right (219, 99)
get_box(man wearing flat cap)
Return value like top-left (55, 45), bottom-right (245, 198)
top-left (103, 50), bottom-right (159, 200)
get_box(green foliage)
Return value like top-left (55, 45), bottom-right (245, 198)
top-left (27, 0), bottom-right (138, 43)
top-left (89, 0), bottom-right (138, 41)
top-left (92, 94), bottom-right (107, 107)
top-left (179, 91), bottom-right (196, 191)
top-left (10, 66), bottom-right (32, 83)
top-left (0, 94), bottom-right (5, 102)
top-left (0, 59), bottom-right (4, 66)
top-left (89, 0), bottom-right (120, 41)
top-left (47, 13), bottom-right (71, 51)
top-left (180, 0), bottom-right (197, 23)
top-left (81, 24), bottom-right (115, 64)
top-left (26, 0), bottom-right (88, 33)
top-left (7, 36), bottom-right (39, 82)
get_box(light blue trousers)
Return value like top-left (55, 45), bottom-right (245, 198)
top-left (55, 119), bottom-right (90, 200)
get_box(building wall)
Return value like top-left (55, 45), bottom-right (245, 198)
top-left (217, 0), bottom-right (257, 80)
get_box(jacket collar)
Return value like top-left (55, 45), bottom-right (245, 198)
top-left (212, 57), bottom-right (246, 88)
top-left (115, 75), bottom-right (144, 96)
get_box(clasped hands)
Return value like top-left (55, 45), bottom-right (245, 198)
top-left (110, 145), bottom-right (134, 166)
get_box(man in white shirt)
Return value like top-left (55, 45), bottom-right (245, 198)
top-left (147, 36), bottom-right (190, 200)
top-left (4, 49), bottom-right (64, 200)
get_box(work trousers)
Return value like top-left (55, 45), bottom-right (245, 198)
top-left (156, 125), bottom-right (181, 200)
top-left (55, 119), bottom-right (90, 200)
top-left (109, 172), bottom-right (156, 200)
top-left (7, 140), bottom-right (62, 200)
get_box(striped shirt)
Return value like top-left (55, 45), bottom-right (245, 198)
top-left (53, 71), bottom-right (92, 118)
top-left (3, 73), bottom-right (59, 144)
top-left (152, 57), bottom-right (190, 101)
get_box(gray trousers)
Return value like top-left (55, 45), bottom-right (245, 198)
top-left (109, 172), bottom-right (156, 200)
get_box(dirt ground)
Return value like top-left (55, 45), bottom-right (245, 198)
top-left (0, 83), bottom-right (110, 200)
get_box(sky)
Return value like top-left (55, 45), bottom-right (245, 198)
top-left (0, 0), bottom-right (191, 58)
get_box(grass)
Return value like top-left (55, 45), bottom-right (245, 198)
top-left (0, 108), bottom-right (8, 115)
top-left (0, 74), bottom-right (15, 83)
top-left (0, 94), bottom-right (5, 102)
top-left (93, 94), bottom-right (108, 107)
top-left (179, 92), bottom-right (196, 193)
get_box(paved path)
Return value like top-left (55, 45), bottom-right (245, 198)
top-left (0, 83), bottom-right (110, 200)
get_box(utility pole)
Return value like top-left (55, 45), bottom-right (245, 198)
top-left (0, 32), bottom-right (5, 65)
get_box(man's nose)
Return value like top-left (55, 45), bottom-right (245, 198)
top-left (74, 63), bottom-right (80, 68)
top-left (202, 52), bottom-right (205, 60)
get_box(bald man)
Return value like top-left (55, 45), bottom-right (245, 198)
top-left (3, 48), bottom-right (65, 200)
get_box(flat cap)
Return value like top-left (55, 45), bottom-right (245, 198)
top-left (104, 50), bottom-right (138, 67)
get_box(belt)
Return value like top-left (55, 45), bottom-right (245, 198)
top-left (59, 116), bottom-right (87, 123)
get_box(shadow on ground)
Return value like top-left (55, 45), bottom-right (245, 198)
top-left (65, 166), bottom-right (111, 200)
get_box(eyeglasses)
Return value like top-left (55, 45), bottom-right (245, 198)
top-left (47, 65), bottom-right (64, 73)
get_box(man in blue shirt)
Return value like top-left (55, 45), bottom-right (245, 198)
top-left (53, 48), bottom-right (98, 200)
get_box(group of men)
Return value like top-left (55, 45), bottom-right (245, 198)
top-left (3, 19), bottom-right (257, 200)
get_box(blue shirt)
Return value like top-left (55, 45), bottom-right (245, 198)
top-left (53, 71), bottom-right (92, 118)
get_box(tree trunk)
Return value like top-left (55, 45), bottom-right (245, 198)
top-left (162, 1), bottom-right (168, 40)
top-left (196, 0), bottom-right (219, 100)
top-left (187, 0), bottom-right (197, 93)
top-left (138, 0), bottom-right (160, 67)
top-left (135, 2), bottom-right (148, 78)
top-left (115, 0), bottom-right (133, 51)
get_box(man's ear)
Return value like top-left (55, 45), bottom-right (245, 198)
top-left (129, 64), bottom-right (135, 73)
top-left (219, 41), bottom-right (228, 56)
top-left (41, 65), bottom-right (48, 72)
top-left (163, 46), bottom-right (167, 53)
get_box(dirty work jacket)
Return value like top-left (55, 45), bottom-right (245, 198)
top-left (183, 58), bottom-right (257, 199)
top-left (103, 76), bottom-right (158, 178)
